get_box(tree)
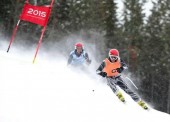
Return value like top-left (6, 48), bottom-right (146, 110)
top-left (96, 0), bottom-right (118, 56)
top-left (139, 0), bottom-right (170, 113)
top-left (121, 0), bottom-right (145, 72)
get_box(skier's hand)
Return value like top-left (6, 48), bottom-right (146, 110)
top-left (86, 59), bottom-right (92, 65)
top-left (88, 59), bottom-right (92, 64)
top-left (116, 67), bottom-right (123, 73)
top-left (100, 72), bottom-right (107, 77)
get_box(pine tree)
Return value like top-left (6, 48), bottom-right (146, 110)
top-left (97, 0), bottom-right (118, 54)
top-left (141, 0), bottom-right (170, 113)
top-left (121, 0), bottom-right (145, 72)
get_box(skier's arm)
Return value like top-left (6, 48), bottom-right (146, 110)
top-left (116, 59), bottom-right (128, 73)
top-left (121, 59), bottom-right (128, 69)
top-left (67, 54), bottom-right (73, 65)
top-left (96, 61), bottom-right (107, 77)
top-left (85, 52), bottom-right (92, 64)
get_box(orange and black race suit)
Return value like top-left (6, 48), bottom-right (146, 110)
top-left (96, 57), bottom-right (127, 77)
top-left (96, 57), bottom-right (140, 102)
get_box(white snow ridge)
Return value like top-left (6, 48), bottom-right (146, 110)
top-left (0, 49), bottom-right (170, 122)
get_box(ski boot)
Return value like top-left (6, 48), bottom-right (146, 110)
top-left (116, 91), bottom-right (125, 103)
top-left (138, 100), bottom-right (148, 110)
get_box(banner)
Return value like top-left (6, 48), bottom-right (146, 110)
top-left (7, 0), bottom-right (55, 63)
top-left (20, 3), bottom-right (51, 26)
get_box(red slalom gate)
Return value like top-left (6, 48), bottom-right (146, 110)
top-left (7, 0), bottom-right (54, 63)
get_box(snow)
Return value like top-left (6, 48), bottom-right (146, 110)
top-left (0, 43), bottom-right (170, 122)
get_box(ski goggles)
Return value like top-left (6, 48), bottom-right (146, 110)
top-left (110, 55), bottom-right (119, 60)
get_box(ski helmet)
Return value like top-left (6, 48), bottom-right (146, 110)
top-left (75, 42), bottom-right (84, 49)
top-left (109, 49), bottom-right (119, 59)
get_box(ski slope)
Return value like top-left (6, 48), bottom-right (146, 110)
top-left (0, 47), bottom-right (170, 122)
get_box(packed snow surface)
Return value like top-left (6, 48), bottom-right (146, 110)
top-left (0, 44), bottom-right (170, 122)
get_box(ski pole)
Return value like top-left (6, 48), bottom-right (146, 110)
top-left (7, 20), bottom-right (21, 52)
top-left (125, 77), bottom-right (138, 90)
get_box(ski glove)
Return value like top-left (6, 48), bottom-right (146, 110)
top-left (86, 59), bottom-right (92, 65)
top-left (100, 72), bottom-right (107, 77)
top-left (116, 67), bottom-right (124, 73)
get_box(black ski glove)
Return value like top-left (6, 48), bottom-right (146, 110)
top-left (116, 67), bottom-right (124, 73)
top-left (100, 72), bottom-right (107, 77)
